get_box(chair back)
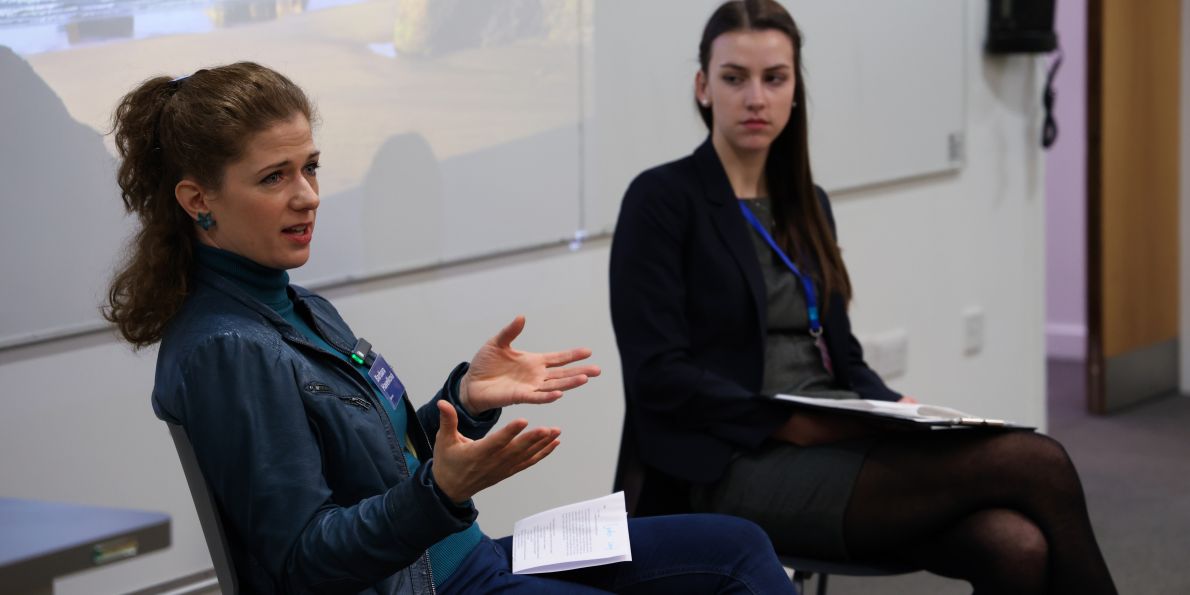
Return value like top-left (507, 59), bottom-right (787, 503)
top-left (168, 422), bottom-right (239, 594)
top-left (613, 418), bottom-right (691, 517)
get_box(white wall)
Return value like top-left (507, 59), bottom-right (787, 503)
top-left (0, 1), bottom-right (1049, 592)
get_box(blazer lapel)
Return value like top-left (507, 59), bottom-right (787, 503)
top-left (693, 139), bottom-right (767, 332)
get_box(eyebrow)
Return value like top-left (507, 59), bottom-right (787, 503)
top-left (255, 151), bottom-right (321, 176)
top-left (718, 62), bottom-right (792, 73)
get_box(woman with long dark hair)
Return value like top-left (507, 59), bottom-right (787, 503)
top-left (610, 2), bottom-right (1117, 593)
top-left (108, 61), bottom-right (795, 594)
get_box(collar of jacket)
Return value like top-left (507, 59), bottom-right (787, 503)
top-left (691, 137), bottom-right (768, 338)
top-left (693, 137), bottom-right (739, 205)
top-left (190, 263), bottom-right (441, 462)
top-left (192, 264), bottom-right (355, 358)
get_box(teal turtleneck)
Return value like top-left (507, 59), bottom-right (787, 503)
top-left (194, 244), bottom-right (481, 585)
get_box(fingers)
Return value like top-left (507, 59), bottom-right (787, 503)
top-left (436, 400), bottom-right (459, 440)
top-left (542, 347), bottom-right (595, 368)
top-left (492, 315), bottom-right (527, 349)
top-left (508, 370), bottom-right (596, 405)
top-left (501, 428), bottom-right (560, 473)
top-left (510, 437), bottom-right (561, 474)
top-left (486, 416), bottom-right (531, 444)
top-left (530, 375), bottom-right (590, 399)
top-left (465, 423), bottom-right (559, 482)
top-left (501, 426), bottom-right (558, 460)
top-left (547, 363), bottom-right (602, 380)
top-left (545, 368), bottom-right (599, 387)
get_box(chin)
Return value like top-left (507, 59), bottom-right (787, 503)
top-left (733, 137), bottom-right (775, 153)
top-left (277, 252), bottom-right (311, 271)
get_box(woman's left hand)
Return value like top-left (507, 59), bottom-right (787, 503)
top-left (459, 316), bottom-right (601, 416)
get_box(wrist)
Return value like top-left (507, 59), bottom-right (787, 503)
top-left (428, 460), bottom-right (469, 505)
top-left (457, 371), bottom-right (481, 417)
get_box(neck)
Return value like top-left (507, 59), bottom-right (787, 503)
top-left (711, 131), bottom-right (768, 199)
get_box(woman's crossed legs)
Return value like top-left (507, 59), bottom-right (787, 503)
top-left (843, 430), bottom-right (1116, 595)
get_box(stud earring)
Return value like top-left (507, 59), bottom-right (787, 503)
top-left (196, 212), bottom-right (216, 230)
top-left (700, 99), bottom-right (711, 108)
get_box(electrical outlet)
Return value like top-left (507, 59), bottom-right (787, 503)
top-left (859, 335), bottom-right (884, 378)
top-left (883, 330), bottom-right (909, 378)
top-left (860, 329), bottom-right (909, 379)
top-left (962, 306), bottom-right (985, 355)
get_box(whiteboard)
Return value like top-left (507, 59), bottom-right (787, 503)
top-left (0, 0), bottom-right (964, 348)
top-left (0, 0), bottom-right (585, 348)
top-left (583, 0), bottom-right (967, 235)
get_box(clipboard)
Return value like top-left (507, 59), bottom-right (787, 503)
top-left (771, 394), bottom-right (1035, 431)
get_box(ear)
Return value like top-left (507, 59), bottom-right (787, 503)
top-left (175, 178), bottom-right (210, 221)
top-left (694, 70), bottom-right (709, 107)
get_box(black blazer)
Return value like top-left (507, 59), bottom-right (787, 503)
top-left (609, 139), bottom-right (901, 486)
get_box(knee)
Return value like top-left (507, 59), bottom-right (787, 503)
top-left (996, 433), bottom-right (1080, 487)
top-left (972, 509), bottom-right (1049, 580)
top-left (1024, 434), bottom-right (1075, 472)
top-left (998, 515), bottom-right (1048, 568)
top-left (706, 514), bottom-right (775, 549)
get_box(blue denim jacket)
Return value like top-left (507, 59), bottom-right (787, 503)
top-left (153, 266), bottom-right (499, 594)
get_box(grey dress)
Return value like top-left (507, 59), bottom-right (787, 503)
top-left (689, 197), bottom-right (873, 561)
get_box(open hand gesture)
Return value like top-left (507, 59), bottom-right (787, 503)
top-left (431, 400), bottom-right (561, 503)
top-left (459, 316), bottom-right (601, 416)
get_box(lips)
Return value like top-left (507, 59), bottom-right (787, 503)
top-left (282, 222), bottom-right (314, 245)
top-left (743, 119), bottom-right (768, 128)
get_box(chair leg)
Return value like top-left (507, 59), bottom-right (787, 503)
top-left (791, 569), bottom-right (810, 593)
top-left (816, 572), bottom-right (830, 595)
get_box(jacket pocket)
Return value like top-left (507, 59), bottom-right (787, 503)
top-left (302, 381), bottom-right (372, 411)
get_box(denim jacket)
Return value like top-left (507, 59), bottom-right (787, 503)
top-left (153, 266), bottom-right (500, 594)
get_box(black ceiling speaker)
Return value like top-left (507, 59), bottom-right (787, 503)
top-left (986, 0), bottom-right (1058, 54)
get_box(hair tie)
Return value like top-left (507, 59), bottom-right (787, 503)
top-left (167, 74), bottom-right (190, 91)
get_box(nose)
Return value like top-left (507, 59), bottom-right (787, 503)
top-left (292, 175), bottom-right (320, 211)
top-left (744, 79), bottom-right (766, 111)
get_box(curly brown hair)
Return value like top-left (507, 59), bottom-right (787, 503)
top-left (105, 62), bottom-right (314, 348)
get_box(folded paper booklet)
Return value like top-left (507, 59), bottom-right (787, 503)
top-left (772, 394), bottom-right (1034, 430)
top-left (512, 491), bottom-right (632, 575)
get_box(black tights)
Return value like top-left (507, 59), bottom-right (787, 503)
top-left (842, 431), bottom-right (1116, 595)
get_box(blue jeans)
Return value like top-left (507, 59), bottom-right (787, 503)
top-left (438, 513), bottom-right (796, 594)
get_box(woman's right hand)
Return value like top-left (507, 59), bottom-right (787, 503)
top-left (771, 410), bottom-right (880, 447)
top-left (430, 400), bottom-right (561, 503)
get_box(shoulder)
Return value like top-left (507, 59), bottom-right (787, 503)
top-left (625, 153), bottom-right (701, 199)
top-left (813, 184), bottom-right (838, 234)
top-left (160, 298), bottom-right (285, 374)
top-left (814, 184), bottom-right (832, 212)
top-left (164, 284), bottom-right (270, 352)
top-left (618, 153), bottom-right (705, 226)
top-left (154, 308), bottom-right (290, 421)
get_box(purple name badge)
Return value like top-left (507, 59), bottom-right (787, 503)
top-left (367, 354), bottom-right (406, 410)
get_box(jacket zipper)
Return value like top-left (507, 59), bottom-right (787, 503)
top-left (297, 311), bottom-right (439, 592)
top-left (329, 357), bottom-right (438, 593)
top-left (273, 299), bottom-right (439, 592)
top-left (303, 382), bottom-right (371, 410)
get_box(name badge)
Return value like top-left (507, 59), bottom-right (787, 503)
top-left (367, 354), bottom-right (406, 410)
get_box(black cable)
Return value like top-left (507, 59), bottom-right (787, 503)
top-left (1042, 49), bottom-right (1063, 149)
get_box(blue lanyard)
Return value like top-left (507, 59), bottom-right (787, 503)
top-left (738, 201), bottom-right (822, 337)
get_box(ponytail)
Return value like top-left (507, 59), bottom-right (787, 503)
top-left (104, 63), bottom-right (313, 347)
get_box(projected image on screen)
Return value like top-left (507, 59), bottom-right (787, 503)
top-left (0, 0), bottom-right (586, 347)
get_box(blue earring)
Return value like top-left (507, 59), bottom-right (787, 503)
top-left (196, 212), bottom-right (216, 230)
